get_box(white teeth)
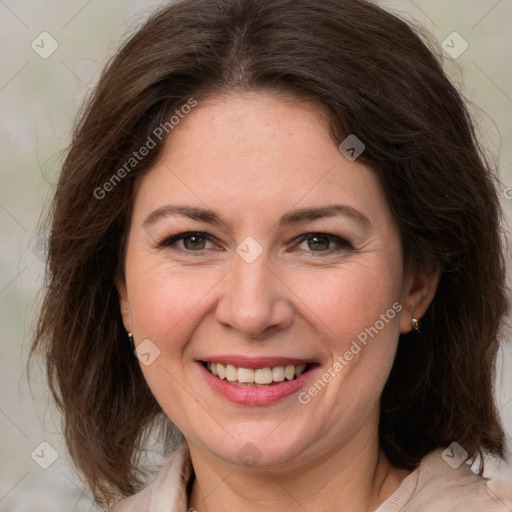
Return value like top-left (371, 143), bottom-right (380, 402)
top-left (225, 364), bottom-right (237, 382)
top-left (285, 365), bottom-right (295, 380)
top-left (254, 367), bottom-right (273, 384)
top-left (238, 367), bottom-right (255, 383)
top-left (296, 363), bottom-right (306, 375)
top-left (272, 366), bottom-right (285, 382)
top-left (206, 362), bottom-right (309, 384)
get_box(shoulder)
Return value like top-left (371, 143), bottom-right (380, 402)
top-left (379, 449), bottom-right (511, 512)
top-left (109, 442), bottom-right (192, 512)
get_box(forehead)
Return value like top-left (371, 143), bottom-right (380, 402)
top-left (132, 91), bottom-right (390, 231)
top-left (168, 91), bottom-right (334, 163)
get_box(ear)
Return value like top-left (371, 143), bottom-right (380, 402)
top-left (116, 277), bottom-right (132, 333)
top-left (399, 260), bottom-right (441, 334)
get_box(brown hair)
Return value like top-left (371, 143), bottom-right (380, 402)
top-left (30, 0), bottom-right (509, 507)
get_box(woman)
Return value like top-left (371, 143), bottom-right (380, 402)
top-left (31, 0), bottom-right (511, 510)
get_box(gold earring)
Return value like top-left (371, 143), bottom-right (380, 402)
top-left (128, 332), bottom-right (135, 350)
top-left (411, 317), bottom-right (420, 333)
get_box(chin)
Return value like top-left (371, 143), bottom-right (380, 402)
top-left (190, 424), bottom-right (315, 469)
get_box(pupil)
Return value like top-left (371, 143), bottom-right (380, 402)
top-left (309, 235), bottom-right (329, 251)
top-left (185, 235), bottom-right (204, 250)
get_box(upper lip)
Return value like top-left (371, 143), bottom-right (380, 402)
top-left (199, 355), bottom-right (316, 369)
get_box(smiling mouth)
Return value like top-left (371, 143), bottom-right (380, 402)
top-left (202, 361), bottom-right (313, 387)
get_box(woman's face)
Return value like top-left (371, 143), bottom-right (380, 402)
top-left (119, 91), bottom-right (426, 468)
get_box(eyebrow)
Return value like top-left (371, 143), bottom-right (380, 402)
top-left (143, 203), bottom-right (371, 230)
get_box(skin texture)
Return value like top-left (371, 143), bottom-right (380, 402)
top-left (118, 91), bottom-right (439, 511)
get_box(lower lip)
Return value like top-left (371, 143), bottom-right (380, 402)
top-left (198, 362), bottom-right (316, 406)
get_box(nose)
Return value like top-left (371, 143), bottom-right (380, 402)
top-left (214, 248), bottom-right (293, 339)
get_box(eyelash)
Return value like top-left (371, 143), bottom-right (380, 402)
top-left (156, 231), bottom-right (353, 256)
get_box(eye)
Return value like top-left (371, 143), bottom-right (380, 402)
top-left (158, 232), bottom-right (218, 252)
top-left (157, 231), bottom-right (352, 256)
top-left (294, 233), bottom-right (352, 255)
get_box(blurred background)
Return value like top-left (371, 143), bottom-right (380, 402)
top-left (0, 0), bottom-right (511, 510)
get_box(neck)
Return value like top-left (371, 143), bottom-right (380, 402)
top-left (186, 432), bottom-right (410, 512)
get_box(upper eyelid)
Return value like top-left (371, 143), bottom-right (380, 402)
top-left (159, 231), bottom-right (351, 251)
top-left (293, 233), bottom-right (352, 251)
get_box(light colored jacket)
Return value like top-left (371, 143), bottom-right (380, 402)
top-left (111, 443), bottom-right (511, 511)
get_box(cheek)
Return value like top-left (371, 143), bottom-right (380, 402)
top-left (125, 254), bottom-right (222, 347)
top-left (290, 260), bottom-right (402, 342)
top-left (291, 259), bottom-right (403, 399)
top-left (294, 264), bottom-right (402, 413)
